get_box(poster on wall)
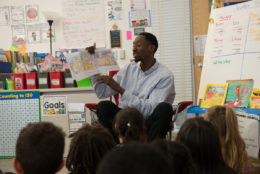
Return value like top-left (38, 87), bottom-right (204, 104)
top-left (106, 0), bottom-right (123, 21)
top-left (68, 103), bottom-right (86, 134)
top-left (62, 0), bottom-right (106, 48)
top-left (12, 25), bottom-right (26, 45)
top-left (129, 10), bottom-right (151, 28)
top-left (11, 6), bottom-right (25, 24)
top-left (27, 24), bottom-right (41, 43)
top-left (0, 91), bottom-right (41, 157)
top-left (0, 6), bottom-right (10, 25)
top-left (130, 0), bottom-right (146, 11)
top-left (25, 5), bottom-right (39, 23)
top-left (134, 28), bottom-right (144, 36)
top-left (42, 95), bottom-right (67, 116)
top-left (41, 23), bottom-right (55, 42)
top-left (110, 30), bottom-right (121, 48)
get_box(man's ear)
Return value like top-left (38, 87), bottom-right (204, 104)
top-left (56, 159), bottom-right (65, 172)
top-left (13, 157), bottom-right (23, 174)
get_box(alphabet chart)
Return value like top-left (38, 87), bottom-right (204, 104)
top-left (0, 91), bottom-right (41, 157)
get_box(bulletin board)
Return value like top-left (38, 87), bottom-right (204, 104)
top-left (0, 0), bottom-right (106, 52)
top-left (198, 1), bottom-right (260, 101)
top-left (0, 91), bottom-right (41, 158)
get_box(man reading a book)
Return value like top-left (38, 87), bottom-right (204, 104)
top-left (88, 32), bottom-right (175, 142)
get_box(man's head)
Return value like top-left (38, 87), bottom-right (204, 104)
top-left (133, 32), bottom-right (158, 62)
top-left (13, 122), bottom-right (65, 174)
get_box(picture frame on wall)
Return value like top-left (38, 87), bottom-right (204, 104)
top-left (110, 30), bottom-right (121, 48)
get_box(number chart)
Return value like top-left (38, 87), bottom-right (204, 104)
top-left (0, 91), bottom-right (41, 157)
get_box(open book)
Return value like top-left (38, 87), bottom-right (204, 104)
top-left (67, 48), bottom-right (119, 81)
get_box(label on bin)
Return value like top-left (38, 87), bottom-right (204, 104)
top-left (51, 79), bottom-right (60, 85)
top-left (15, 78), bottom-right (22, 87)
top-left (39, 78), bottom-right (47, 84)
top-left (65, 78), bottom-right (73, 84)
top-left (27, 79), bottom-right (35, 85)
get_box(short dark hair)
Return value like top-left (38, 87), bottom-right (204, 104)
top-left (176, 118), bottom-right (235, 174)
top-left (139, 32), bottom-right (158, 53)
top-left (66, 124), bottom-right (116, 174)
top-left (97, 142), bottom-right (172, 174)
top-left (114, 108), bottom-right (146, 143)
top-left (151, 140), bottom-right (195, 174)
top-left (16, 122), bottom-right (65, 174)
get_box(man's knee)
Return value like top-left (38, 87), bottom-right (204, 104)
top-left (97, 100), bottom-right (115, 110)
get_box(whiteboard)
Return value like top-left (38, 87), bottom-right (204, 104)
top-left (198, 1), bottom-right (260, 101)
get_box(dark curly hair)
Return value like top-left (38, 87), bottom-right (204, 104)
top-left (66, 124), bottom-right (116, 174)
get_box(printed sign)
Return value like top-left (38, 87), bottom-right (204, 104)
top-left (42, 95), bottom-right (67, 116)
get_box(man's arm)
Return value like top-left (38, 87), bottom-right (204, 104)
top-left (95, 75), bottom-right (125, 95)
top-left (90, 74), bottom-right (120, 99)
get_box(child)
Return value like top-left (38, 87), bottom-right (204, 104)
top-left (151, 139), bottom-right (195, 174)
top-left (204, 105), bottom-right (254, 174)
top-left (176, 118), bottom-right (236, 174)
top-left (66, 124), bottom-right (116, 174)
top-left (97, 142), bottom-right (172, 174)
top-left (114, 108), bottom-right (146, 144)
top-left (13, 122), bottom-right (65, 174)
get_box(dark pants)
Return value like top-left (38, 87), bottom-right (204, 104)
top-left (96, 101), bottom-right (174, 142)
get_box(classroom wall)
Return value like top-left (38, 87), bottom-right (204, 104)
top-left (0, 0), bottom-right (152, 68)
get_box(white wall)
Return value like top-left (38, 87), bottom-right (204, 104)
top-left (0, 0), bottom-right (152, 68)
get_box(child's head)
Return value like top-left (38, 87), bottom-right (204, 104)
top-left (14, 122), bottom-right (65, 174)
top-left (114, 108), bottom-right (146, 143)
top-left (151, 139), bottom-right (195, 174)
top-left (66, 124), bottom-right (116, 174)
top-left (204, 105), bottom-right (240, 141)
top-left (204, 105), bottom-right (246, 172)
top-left (97, 142), bottom-right (172, 174)
top-left (176, 118), bottom-right (226, 173)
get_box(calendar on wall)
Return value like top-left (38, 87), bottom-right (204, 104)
top-left (0, 91), bottom-right (41, 158)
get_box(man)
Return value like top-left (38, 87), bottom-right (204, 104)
top-left (13, 122), bottom-right (65, 174)
top-left (90, 32), bottom-right (175, 141)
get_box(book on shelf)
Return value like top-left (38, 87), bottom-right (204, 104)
top-left (249, 88), bottom-right (260, 108)
top-left (67, 48), bottom-right (119, 82)
top-left (225, 79), bottom-right (253, 108)
top-left (200, 83), bottom-right (228, 108)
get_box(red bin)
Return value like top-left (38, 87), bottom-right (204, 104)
top-left (25, 72), bottom-right (38, 89)
top-left (13, 73), bottom-right (26, 90)
top-left (49, 71), bottom-right (64, 88)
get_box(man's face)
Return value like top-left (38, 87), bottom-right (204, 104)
top-left (133, 35), bottom-right (154, 62)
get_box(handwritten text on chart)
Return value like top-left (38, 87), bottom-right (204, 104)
top-left (213, 59), bottom-right (231, 65)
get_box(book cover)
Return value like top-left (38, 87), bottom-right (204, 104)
top-left (67, 48), bottom-right (119, 81)
top-left (201, 83), bottom-right (228, 108)
top-left (225, 79), bottom-right (253, 108)
top-left (249, 88), bottom-right (260, 108)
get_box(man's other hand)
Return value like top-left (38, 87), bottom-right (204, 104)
top-left (85, 43), bottom-right (96, 54)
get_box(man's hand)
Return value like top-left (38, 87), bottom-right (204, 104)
top-left (85, 43), bottom-right (96, 54)
top-left (96, 75), bottom-right (125, 95)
